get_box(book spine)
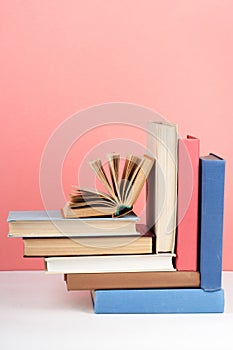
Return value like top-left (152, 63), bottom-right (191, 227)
top-left (65, 271), bottom-right (200, 290)
top-left (199, 156), bottom-right (225, 291)
top-left (45, 254), bottom-right (175, 273)
top-left (146, 122), bottom-right (178, 253)
top-left (176, 136), bottom-right (200, 271)
top-left (23, 232), bottom-right (153, 257)
top-left (93, 288), bottom-right (224, 314)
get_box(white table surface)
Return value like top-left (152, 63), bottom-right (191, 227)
top-left (1, 271), bottom-right (233, 350)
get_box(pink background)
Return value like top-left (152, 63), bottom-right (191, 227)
top-left (1, 0), bottom-right (233, 270)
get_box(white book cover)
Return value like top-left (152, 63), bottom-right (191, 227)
top-left (45, 254), bottom-right (175, 273)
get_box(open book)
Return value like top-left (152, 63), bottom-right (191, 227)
top-left (62, 153), bottom-right (154, 218)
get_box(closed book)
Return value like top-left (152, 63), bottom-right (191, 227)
top-left (45, 253), bottom-right (175, 274)
top-left (176, 136), bottom-right (200, 271)
top-left (92, 288), bottom-right (224, 314)
top-left (65, 271), bottom-right (200, 290)
top-left (7, 210), bottom-right (138, 237)
top-left (147, 121), bottom-right (178, 253)
top-left (199, 153), bottom-right (226, 291)
top-left (23, 224), bottom-right (153, 256)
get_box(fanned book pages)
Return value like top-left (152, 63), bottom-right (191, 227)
top-left (147, 121), bottom-right (178, 253)
top-left (62, 153), bottom-right (154, 218)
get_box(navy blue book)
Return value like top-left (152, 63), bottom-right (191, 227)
top-left (199, 154), bottom-right (226, 291)
top-left (92, 288), bottom-right (224, 314)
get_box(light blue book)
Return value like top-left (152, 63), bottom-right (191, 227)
top-left (7, 210), bottom-right (138, 222)
top-left (7, 210), bottom-right (139, 237)
top-left (92, 288), bottom-right (224, 314)
top-left (199, 154), bottom-right (226, 291)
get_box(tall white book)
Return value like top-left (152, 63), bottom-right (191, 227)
top-left (147, 121), bottom-right (178, 253)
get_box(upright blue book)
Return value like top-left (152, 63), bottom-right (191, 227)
top-left (199, 154), bottom-right (226, 291)
top-left (92, 288), bottom-right (224, 314)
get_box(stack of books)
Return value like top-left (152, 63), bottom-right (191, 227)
top-left (7, 122), bottom-right (226, 314)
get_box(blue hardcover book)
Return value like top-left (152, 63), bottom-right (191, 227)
top-left (92, 288), bottom-right (224, 314)
top-left (199, 154), bottom-right (226, 291)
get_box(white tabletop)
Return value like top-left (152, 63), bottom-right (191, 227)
top-left (1, 271), bottom-right (233, 350)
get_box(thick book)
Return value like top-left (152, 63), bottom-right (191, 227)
top-left (23, 224), bottom-right (153, 256)
top-left (176, 136), bottom-right (200, 271)
top-left (147, 121), bottom-right (178, 253)
top-left (45, 253), bottom-right (175, 273)
top-left (92, 288), bottom-right (224, 314)
top-left (7, 210), bottom-right (139, 237)
top-left (63, 153), bottom-right (154, 218)
top-left (65, 271), bottom-right (200, 290)
top-left (199, 153), bottom-right (226, 291)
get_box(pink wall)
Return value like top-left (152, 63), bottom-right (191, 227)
top-left (1, 0), bottom-right (233, 270)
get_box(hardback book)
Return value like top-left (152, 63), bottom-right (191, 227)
top-left (176, 136), bottom-right (200, 271)
top-left (65, 271), bottom-right (200, 290)
top-left (45, 253), bottom-right (175, 274)
top-left (147, 121), bottom-right (178, 253)
top-left (23, 224), bottom-right (153, 256)
top-left (62, 153), bottom-right (154, 218)
top-left (199, 153), bottom-right (226, 291)
top-left (92, 288), bottom-right (224, 314)
top-left (7, 210), bottom-right (139, 237)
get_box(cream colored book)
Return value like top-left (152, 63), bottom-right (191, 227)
top-left (147, 121), bottom-right (178, 253)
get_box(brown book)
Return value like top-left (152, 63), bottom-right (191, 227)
top-left (65, 271), bottom-right (200, 290)
top-left (23, 224), bottom-right (154, 256)
top-left (62, 153), bottom-right (154, 218)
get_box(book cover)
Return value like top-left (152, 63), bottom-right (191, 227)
top-left (23, 224), bottom-right (153, 256)
top-left (65, 271), bottom-right (200, 290)
top-left (7, 210), bottom-right (139, 237)
top-left (147, 121), bottom-right (178, 253)
top-left (199, 153), bottom-right (226, 291)
top-left (176, 136), bottom-right (200, 271)
top-left (93, 288), bottom-right (224, 314)
top-left (45, 253), bottom-right (175, 274)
